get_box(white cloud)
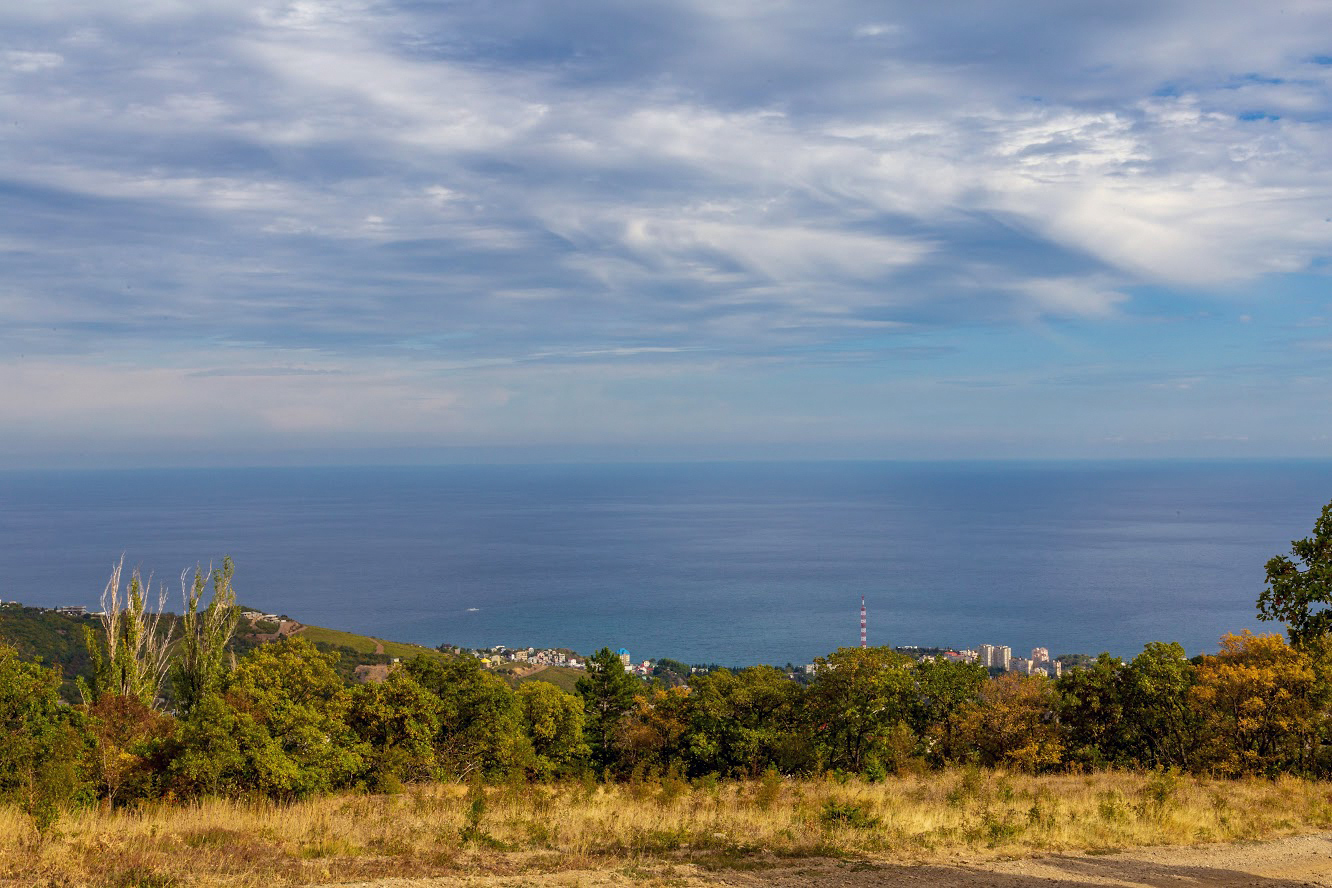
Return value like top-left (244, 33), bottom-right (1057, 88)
top-left (853, 23), bottom-right (900, 39)
top-left (3, 0), bottom-right (1332, 458)
top-left (5, 50), bottom-right (63, 71)
top-left (1016, 277), bottom-right (1128, 319)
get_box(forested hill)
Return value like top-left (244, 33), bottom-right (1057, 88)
top-left (0, 603), bottom-right (449, 700)
top-left (0, 605), bottom-right (97, 698)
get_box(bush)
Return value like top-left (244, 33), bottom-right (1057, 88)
top-left (819, 799), bottom-right (879, 829)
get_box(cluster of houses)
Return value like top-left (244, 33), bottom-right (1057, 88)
top-left (462, 644), bottom-right (586, 671)
top-left (467, 641), bottom-right (1068, 682)
top-left (619, 649), bottom-right (660, 678)
top-left (240, 609), bottom-right (286, 624)
top-left (465, 644), bottom-right (668, 679)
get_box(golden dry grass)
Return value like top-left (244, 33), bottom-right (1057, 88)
top-left (4, 769), bottom-right (1332, 887)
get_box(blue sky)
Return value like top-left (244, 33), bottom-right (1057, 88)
top-left (2, 0), bottom-right (1331, 466)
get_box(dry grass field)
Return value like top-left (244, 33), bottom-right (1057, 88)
top-left (4, 768), bottom-right (1332, 887)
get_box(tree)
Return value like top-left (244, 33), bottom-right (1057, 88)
top-left (348, 668), bottom-right (443, 787)
top-left (575, 647), bottom-right (639, 771)
top-left (683, 666), bottom-right (810, 776)
top-left (1190, 631), bottom-right (1328, 776)
top-left (1056, 644), bottom-right (1198, 770)
top-left (652, 658), bottom-right (692, 688)
top-left (911, 657), bottom-right (987, 765)
top-left (404, 655), bottom-right (529, 779)
top-left (957, 672), bottom-right (1063, 771)
top-left (0, 644), bottom-right (91, 829)
top-left (612, 686), bottom-right (691, 775)
top-left (1057, 653), bottom-right (1129, 767)
top-left (83, 557), bottom-right (173, 707)
top-left (805, 646), bottom-right (915, 773)
top-left (168, 692), bottom-right (249, 798)
top-left (1122, 641), bottom-right (1199, 769)
top-left (84, 694), bottom-right (174, 807)
top-left (221, 637), bottom-right (365, 798)
top-left (1259, 498), bottom-right (1332, 648)
top-left (172, 557), bottom-right (239, 716)
top-left (517, 681), bottom-right (588, 779)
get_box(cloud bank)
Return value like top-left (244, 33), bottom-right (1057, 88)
top-left (2, 1), bottom-right (1330, 463)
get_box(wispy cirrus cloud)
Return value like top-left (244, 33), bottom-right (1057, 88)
top-left (1, 0), bottom-right (1331, 462)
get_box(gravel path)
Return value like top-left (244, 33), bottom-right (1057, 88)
top-left (337, 832), bottom-right (1332, 887)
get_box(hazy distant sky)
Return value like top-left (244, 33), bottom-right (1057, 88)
top-left (3, 1), bottom-right (1331, 466)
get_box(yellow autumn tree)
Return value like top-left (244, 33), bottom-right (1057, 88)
top-left (613, 686), bottom-right (691, 776)
top-left (956, 672), bottom-right (1063, 771)
top-left (1190, 631), bottom-right (1329, 776)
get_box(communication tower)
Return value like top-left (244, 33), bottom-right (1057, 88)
top-left (860, 596), bottom-right (867, 648)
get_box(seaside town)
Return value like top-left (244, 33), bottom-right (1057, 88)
top-left (459, 599), bottom-right (1066, 680)
top-left (460, 641), bottom-right (1065, 681)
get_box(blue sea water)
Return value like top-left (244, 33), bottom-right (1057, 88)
top-left (1, 460), bottom-right (1330, 665)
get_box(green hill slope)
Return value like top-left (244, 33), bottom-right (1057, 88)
top-left (295, 624), bottom-right (447, 662)
top-left (505, 664), bottom-right (584, 693)
top-left (0, 605), bottom-right (99, 698)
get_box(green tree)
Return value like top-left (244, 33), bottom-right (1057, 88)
top-left (221, 637), bottom-right (366, 798)
top-left (805, 646), bottom-right (915, 773)
top-left (0, 644), bottom-right (91, 829)
top-left (910, 657), bottom-right (987, 765)
top-left (652, 658), bottom-right (692, 688)
top-left (1057, 653), bottom-right (1129, 767)
top-left (575, 647), bottom-right (639, 771)
top-left (517, 681), bottom-right (588, 779)
top-left (1122, 641), bottom-right (1199, 769)
top-left (172, 557), bottom-right (239, 716)
top-left (1259, 498), bottom-right (1332, 648)
top-left (404, 655), bottom-right (529, 779)
top-left (347, 668), bottom-right (443, 788)
top-left (684, 666), bottom-right (809, 776)
top-left (168, 692), bottom-right (249, 798)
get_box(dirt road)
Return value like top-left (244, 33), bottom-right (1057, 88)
top-left (339, 832), bottom-right (1332, 887)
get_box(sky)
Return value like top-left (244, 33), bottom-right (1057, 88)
top-left (2, 0), bottom-right (1331, 467)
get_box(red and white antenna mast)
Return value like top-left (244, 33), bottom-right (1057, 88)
top-left (860, 596), bottom-right (867, 648)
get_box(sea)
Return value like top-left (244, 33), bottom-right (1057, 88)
top-left (1, 460), bottom-right (1329, 665)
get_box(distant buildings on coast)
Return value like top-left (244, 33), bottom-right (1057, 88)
top-left (470, 640), bottom-right (1065, 683)
top-left (856, 599), bottom-right (1062, 677)
top-left (951, 643), bottom-right (1062, 677)
top-left (464, 644), bottom-right (586, 671)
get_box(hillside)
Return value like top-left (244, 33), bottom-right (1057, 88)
top-left (294, 622), bottom-right (449, 662)
top-left (0, 604), bottom-right (456, 697)
top-left (505, 663), bottom-right (584, 693)
top-left (0, 605), bottom-right (99, 698)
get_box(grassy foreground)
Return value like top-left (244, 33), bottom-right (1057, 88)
top-left (4, 769), bottom-right (1332, 887)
